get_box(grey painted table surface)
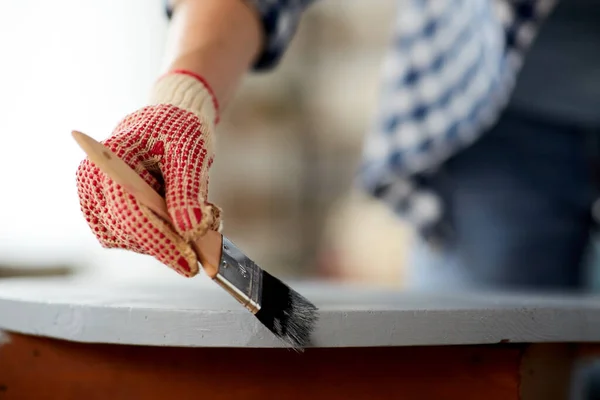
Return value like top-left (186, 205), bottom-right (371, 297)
top-left (1, 276), bottom-right (600, 348)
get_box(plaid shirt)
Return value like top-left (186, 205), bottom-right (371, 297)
top-left (245, 0), bottom-right (558, 242)
top-left (166, 0), bottom-right (557, 241)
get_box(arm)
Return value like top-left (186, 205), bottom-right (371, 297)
top-left (163, 0), bottom-right (263, 108)
top-left (163, 0), bottom-right (317, 108)
top-left (76, 0), bottom-right (314, 277)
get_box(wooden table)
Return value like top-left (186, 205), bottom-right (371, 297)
top-left (1, 276), bottom-right (600, 399)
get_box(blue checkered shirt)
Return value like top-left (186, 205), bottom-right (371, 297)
top-left (234, 1), bottom-right (557, 240)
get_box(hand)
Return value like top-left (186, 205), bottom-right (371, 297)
top-left (76, 71), bottom-right (221, 277)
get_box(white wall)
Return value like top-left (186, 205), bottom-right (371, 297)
top-left (0, 0), bottom-right (407, 284)
top-left (0, 0), bottom-right (178, 280)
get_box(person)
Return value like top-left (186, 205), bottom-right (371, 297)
top-left (76, 0), bottom-right (599, 291)
top-left (406, 0), bottom-right (600, 292)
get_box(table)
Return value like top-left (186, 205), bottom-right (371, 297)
top-left (1, 276), bottom-right (600, 399)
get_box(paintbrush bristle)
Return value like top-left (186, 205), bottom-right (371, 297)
top-left (255, 271), bottom-right (318, 350)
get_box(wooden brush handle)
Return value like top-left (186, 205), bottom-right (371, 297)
top-left (71, 130), bottom-right (222, 278)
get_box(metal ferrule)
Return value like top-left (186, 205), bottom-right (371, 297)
top-left (212, 236), bottom-right (263, 314)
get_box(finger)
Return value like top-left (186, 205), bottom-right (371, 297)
top-left (206, 201), bottom-right (222, 232)
top-left (103, 179), bottom-right (199, 277)
top-left (76, 159), bottom-right (119, 245)
top-left (162, 128), bottom-right (215, 241)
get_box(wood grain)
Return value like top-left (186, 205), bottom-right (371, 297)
top-left (519, 344), bottom-right (576, 400)
top-left (575, 343), bottom-right (600, 358)
top-left (0, 333), bottom-right (524, 400)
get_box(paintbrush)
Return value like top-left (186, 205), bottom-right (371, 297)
top-left (72, 130), bottom-right (318, 349)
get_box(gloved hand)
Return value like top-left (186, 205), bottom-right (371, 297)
top-left (76, 71), bottom-right (222, 277)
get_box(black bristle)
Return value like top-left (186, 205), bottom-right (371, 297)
top-left (255, 271), bottom-right (318, 350)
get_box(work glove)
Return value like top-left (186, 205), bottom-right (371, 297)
top-left (75, 70), bottom-right (221, 277)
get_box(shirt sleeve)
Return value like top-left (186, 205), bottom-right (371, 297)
top-left (244, 0), bottom-right (317, 70)
top-left (165, 0), bottom-right (317, 71)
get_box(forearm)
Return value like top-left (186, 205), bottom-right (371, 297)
top-left (163, 0), bottom-right (263, 109)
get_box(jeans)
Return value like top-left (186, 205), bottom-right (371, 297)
top-left (407, 107), bottom-right (600, 293)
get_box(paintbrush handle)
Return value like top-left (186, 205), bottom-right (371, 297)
top-left (71, 130), bottom-right (222, 278)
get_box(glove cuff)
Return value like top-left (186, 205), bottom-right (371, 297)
top-left (149, 70), bottom-right (220, 126)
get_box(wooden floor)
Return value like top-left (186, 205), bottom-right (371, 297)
top-left (0, 333), bottom-right (586, 400)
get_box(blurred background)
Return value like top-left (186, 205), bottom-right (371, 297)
top-left (0, 0), bottom-right (412, 286)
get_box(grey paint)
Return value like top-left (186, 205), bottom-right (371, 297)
top-left (0, 277), bottom-right (600, 348)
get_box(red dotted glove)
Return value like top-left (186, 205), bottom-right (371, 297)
top-left (76, 71), bottom-right (221, 277)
